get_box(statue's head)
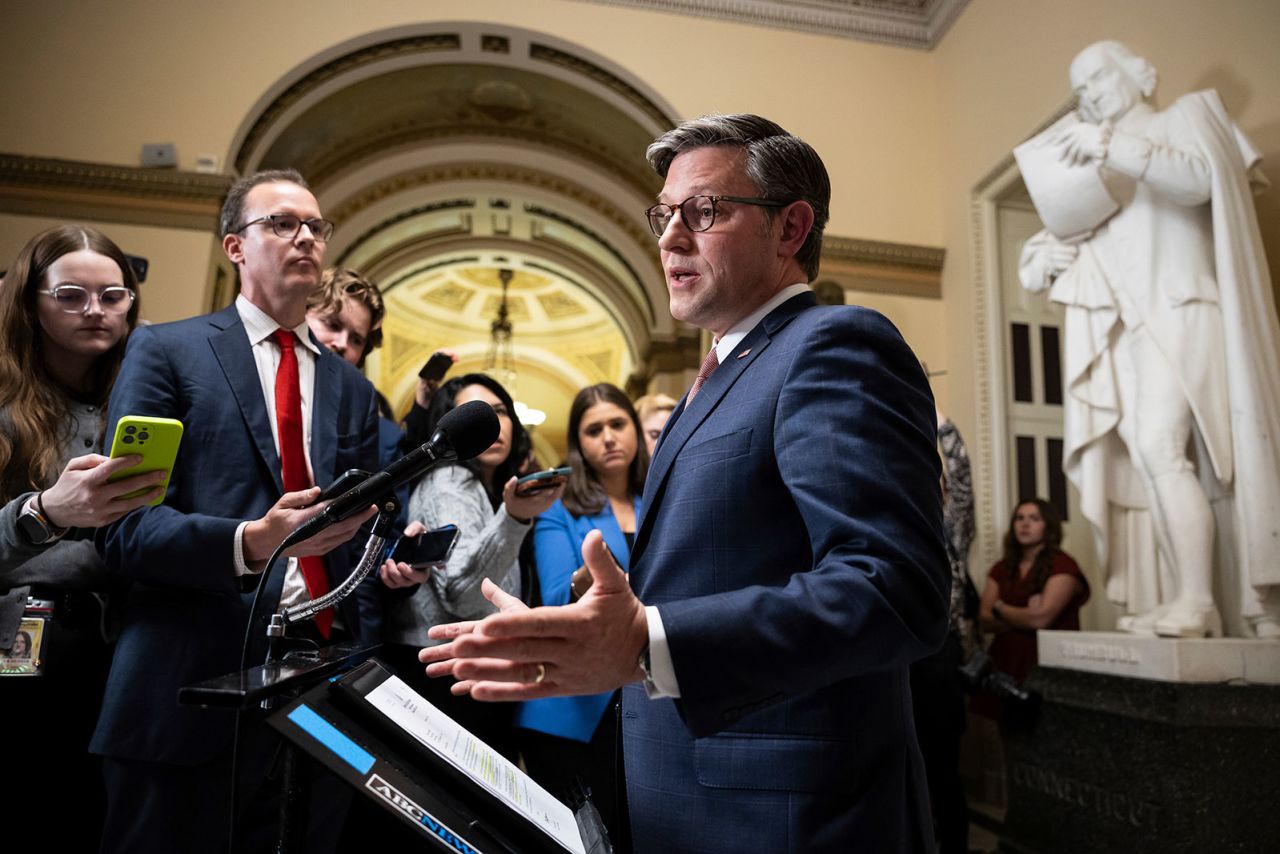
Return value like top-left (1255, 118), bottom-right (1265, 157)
top-left (1069, 41), bottom-right (1157, 124)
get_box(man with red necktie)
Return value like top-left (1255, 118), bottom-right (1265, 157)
top-left (94, 169), bottom-right (382, 852)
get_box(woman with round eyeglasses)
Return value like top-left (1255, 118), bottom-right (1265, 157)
top-left (0, 224), bottom-right (162, 848)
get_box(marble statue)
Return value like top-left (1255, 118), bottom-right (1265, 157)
top-left (1016, 41), bottom-right (1280, 639)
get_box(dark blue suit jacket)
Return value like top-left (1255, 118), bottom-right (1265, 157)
top-left (91, 304), bottom-right (381, 766)
top-left (623, 293), bottom-right (949, 853)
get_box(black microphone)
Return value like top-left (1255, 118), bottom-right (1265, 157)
top-left (281, 399), bottom-right (499, 548)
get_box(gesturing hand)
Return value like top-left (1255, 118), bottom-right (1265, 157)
top-left (420, 529), bottom-right (648, 701)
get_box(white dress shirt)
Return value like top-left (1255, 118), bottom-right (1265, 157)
top-left (230, 294), bottom-right (321, 614)
top-left (644, 282), bottom-right (813, 698)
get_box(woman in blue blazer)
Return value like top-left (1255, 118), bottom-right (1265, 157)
top-left (518, 383), bottom-right (648, 845)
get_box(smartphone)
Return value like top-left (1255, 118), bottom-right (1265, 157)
top-left (514, 466), bottom-right (572, 497)
top-left (319, 468), bottom-right (370, 502)
top-left (387, 525), bottom-right (460, 569)
top-left (418, 351), bottom-right (453, 382)
top-left (107, 415), bottom-right (184, 506)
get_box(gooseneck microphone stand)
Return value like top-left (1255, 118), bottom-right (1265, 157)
top-left (263, 497), bottom-right (400, 675)
top-left (181, 497), bottom-right (401, 854)
top-left (178, 400), bottom-right (501, 853)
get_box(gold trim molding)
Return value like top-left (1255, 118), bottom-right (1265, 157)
top-left (820, 235), bottom-right (945, 299)
top-left (571, 0), bottom-right (969, 50)
top-left (824, 235), bottom-right (945, 272)
top-left (0, 153), bottom-right (230, 230)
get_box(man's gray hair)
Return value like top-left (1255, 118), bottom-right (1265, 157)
top-left (646, 114), bottom-right (830, 281)
top-left (219, 168), bottom-right (310, 238)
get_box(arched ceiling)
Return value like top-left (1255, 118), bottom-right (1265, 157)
top-left (231, 25), bottom-right (681, 462)
top-left (256, 62), bottom-right (662, 200)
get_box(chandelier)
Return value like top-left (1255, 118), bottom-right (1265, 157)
top-left (484, 268), bottom-right (516, 388)
top-left (484, 267), bottom-right (545, 426)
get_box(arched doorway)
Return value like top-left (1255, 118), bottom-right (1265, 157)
top-left (225, 22), bottom-right (687, 462)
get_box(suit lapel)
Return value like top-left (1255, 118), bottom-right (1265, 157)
top-left (310, 347), bottom-right (341, 488)
top-left (209, 305), bottom-right (284, 494)
top-left (635, 292), bottom-right (817, 554)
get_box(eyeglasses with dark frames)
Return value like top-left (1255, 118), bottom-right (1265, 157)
top-left (38, 285), bottom-right (136, 314)
top-left (234, 213), bottom-right (335, 242)
top-left (644, 194), bottom-right (787, 238)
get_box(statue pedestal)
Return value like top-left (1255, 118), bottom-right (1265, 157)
top-left (1036, 630), bottom-right (1280, 684)
top-left (1000, 653), bottom-right (1280, 853)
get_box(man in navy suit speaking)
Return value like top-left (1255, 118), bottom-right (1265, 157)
top-left (93, 170), bottom-right (381, 852)
top-left (423, 115), bottom-right (950, 853)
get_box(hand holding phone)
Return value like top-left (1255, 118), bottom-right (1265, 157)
top-left (107, 416), bottom-right (184, 506)
top-left (514, 466), bottom-right (572, 498)
top-left (387, 524), bottom-right (460, 570)
top-left (418, 351), bottom-right (455, 382)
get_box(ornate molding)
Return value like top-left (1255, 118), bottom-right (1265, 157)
top-left (301, 120), bottom-right (660, 201)
top-left (0, 153), bottom-right (231, 229)
top-left (328, 161), bottom-right (660, 315)
top-left (969, 180), bottom-right (1000, 572)
top-left (571, 0), bottom-right (968, 50)
top-left (823, 235), bottom-right (944, 271)
top-left (529, 42), bottom-right (672, 127)
top-left (819, 234), bottom-right (945, 298)
top-left (234, 33), bottom-right (463, 173)
top-left (234, 31), bottom-right (677, 175)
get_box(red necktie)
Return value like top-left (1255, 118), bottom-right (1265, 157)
top-left (686, 346), bottom-right (720, 405)
top-left (272, 329), bottom-right (332, 638)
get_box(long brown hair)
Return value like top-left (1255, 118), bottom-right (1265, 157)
top-left (1001, 498), bottom-right (1063, 594)
top-left (562, 383), bottom-right (649, 518)
top-left (0, 225), bottom-right (140, 501)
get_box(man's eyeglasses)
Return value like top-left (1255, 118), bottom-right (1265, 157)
top-left (235, 213), bottom-right (335, 242)
top-left (644, 194), bottom-right (786, 238)
top-left (39, 285), bottom-right (136, 314)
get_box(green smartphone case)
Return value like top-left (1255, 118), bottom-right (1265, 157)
top-left (107, 415), bottom-right (184, 506)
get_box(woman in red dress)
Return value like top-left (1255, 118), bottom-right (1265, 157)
top-left (975, 499), bottom-right (1089, 717)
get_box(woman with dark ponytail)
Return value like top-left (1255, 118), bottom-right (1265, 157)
top-left (975, 498), bottom-right (1089, 717)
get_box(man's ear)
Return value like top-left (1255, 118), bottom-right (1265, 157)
top-left (223, 232), bottom-right (244, 266)
top-left (777, 200), bottom-right (815, 260)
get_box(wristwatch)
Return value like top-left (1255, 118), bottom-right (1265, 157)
top-left (17, 494), bottom-right (66, 546)
top-left (638, 643), bottom-right (656, 693)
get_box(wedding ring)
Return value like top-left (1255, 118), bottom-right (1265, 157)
top-left (534, 663), bottom-right (547, 684)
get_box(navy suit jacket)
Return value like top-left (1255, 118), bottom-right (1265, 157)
top-left (623, 293), bottom-right (949, 853)
top-left (91, 304), bottom-right (381, 766)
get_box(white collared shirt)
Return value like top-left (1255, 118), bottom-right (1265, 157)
top-left (231, 295), bottom-right (323, 614)
top-left (643, 282), bottom-right (813, 699)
